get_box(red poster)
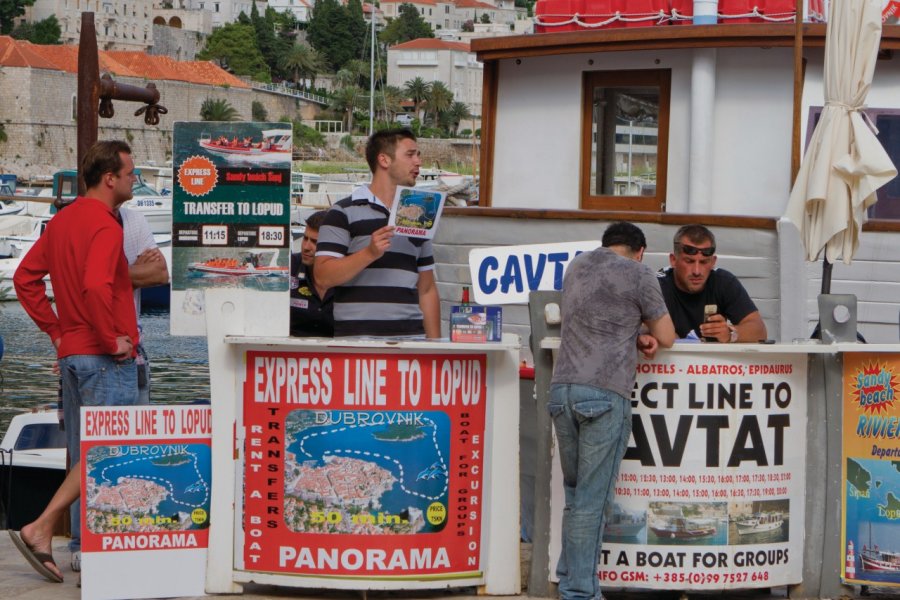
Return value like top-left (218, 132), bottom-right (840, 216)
top-left (242, 350), bottom-right (487, 578)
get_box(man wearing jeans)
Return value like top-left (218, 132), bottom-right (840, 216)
top-left (11, 140), bottom-right (141, 584)
top-left (549, 222), bottom-right (675, 600)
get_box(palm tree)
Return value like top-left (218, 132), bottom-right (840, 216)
top-left (424, 81), bottom-right (453, 127)
top-left (279, 42), bottom-right (324, 90)
top-left (335, 68), bottom-right (356, 89)
top-left (403, 77), bottom-right (431, 121)
top-left (200, 98), bottom-right (240, 121)
top-left (446, 101), bottom-right (473, 136)
top-left (378, 85), bottom-right (405, 122)
top-left (330, 86), bottom-right (362, 133)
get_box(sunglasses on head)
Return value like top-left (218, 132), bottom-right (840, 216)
top-left (676, 243), bottom-right (716, 257)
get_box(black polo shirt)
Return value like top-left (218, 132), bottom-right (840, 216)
top-left (289, 254), bottom-right (334, 337)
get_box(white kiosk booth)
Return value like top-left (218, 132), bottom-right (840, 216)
top-left (202, 290), bottom-right (522, 594)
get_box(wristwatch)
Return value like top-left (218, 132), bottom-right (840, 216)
top-left (727, 324), bottom-right (738, 343)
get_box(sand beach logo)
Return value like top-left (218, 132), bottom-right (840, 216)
top-left (851, 362), bottom-right (898, 415)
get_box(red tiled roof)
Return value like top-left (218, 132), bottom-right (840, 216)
top-left (0, 36), bottom-right (249, 88)
top-left (390, 38), bottom-right (471, 52)
top-left (455, 0), bottom-right (497, 8)
top-left (0, 36), bottom-right (59, 69)
top-left (380, 0), bottom-right (438, 5)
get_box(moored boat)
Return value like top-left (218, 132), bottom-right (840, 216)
top-left (736, 512), bottom-right (784, 535)
top-left (0, 409), bottom-right (66, 530)
top-left (860, 545), bottom-right (900, 572)
top-left (650, 516), bottom-right (717, 539)
top-left (604, 508), bottom-right (647, 538)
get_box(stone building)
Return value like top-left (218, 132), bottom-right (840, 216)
top-left (0, 36), bottom-right (318, 178)
top-left (29, 0), bottom-right (156, 51)
top-left (386, 38), bottom-right (482, 118)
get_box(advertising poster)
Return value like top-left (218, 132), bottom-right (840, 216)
top-left (388, 186), bottom-right (446, 239)
top-left (240, 350), bottom-right (487, 580)
top-left (170, 121), bottom-right (291, 335)
top-left (554, 352), bottom-right (807, 590)
top-left (841, 353), bottom-right (900, 587)
top-left (80, 405), bottom-right (212, 600)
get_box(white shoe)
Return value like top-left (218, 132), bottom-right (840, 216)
top-left (71, 551), bottom-right (81, 572)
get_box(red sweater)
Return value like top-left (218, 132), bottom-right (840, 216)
top-left (14, 197), bottom-right (138, 359)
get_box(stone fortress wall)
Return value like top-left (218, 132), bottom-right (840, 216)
top-left (0, 65), bottom-right (315, 177)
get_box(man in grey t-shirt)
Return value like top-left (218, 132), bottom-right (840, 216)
top-left (550, 222), bottom-right (675, 600)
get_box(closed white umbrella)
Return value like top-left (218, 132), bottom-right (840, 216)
top-left (784, 0), bottom-right (897, 289)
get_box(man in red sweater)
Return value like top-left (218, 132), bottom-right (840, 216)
top-left (10, 140), bottom-right (140, 583)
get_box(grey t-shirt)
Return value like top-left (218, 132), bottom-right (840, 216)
top-left (551, 247), bottom-right (669, 399)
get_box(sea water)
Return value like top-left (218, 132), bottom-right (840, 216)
top-left (0, 302), bottom-right (210, 435)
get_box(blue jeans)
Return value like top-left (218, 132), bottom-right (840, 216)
top-left (549, 384), bottom-right (632, 600)
top-left (61, 354), bottom-right (139, 552)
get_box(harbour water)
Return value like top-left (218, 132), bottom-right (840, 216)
top-left (0, 302), bottom-right (210, 436)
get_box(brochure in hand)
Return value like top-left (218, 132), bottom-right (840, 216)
top-left (388, 186), bottom-right (446, 239)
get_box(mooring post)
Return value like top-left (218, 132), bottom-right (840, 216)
top-left (76, 12), bottom-right (167, 195)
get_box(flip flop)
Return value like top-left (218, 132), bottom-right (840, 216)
top-left (8, 530), bottom-right (63, 583)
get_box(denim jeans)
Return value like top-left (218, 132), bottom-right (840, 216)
top-left (61, 354), bottom-right (139, 552)
top-left (549, 384), bottom-right (632, 600)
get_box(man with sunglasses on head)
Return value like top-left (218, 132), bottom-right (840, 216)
top-left (658, 224), bottom-right (767, 343)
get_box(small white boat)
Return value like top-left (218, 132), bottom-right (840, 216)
top-left (0, 409), bottom-right (67, 529)
top-left (0, 199), bottom-right (24, 216)
top-left (123, 173), bottom-right (172, 236)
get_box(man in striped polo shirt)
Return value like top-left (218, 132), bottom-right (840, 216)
top-left (315, 129), bottom-right (440, 338)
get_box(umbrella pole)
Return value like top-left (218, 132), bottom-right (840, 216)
top-left (821, 259), bottom-right (833, 295)
top-left (790, 0), bottom-right (804, 182)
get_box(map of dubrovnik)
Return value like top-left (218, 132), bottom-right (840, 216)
top-left (85, 444), bottom-right (211, 533)
top-left (283, 410), bottom-right (450, 534)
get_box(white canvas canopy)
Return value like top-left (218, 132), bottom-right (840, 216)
top-left (784, 0), bottom-right (897, 269)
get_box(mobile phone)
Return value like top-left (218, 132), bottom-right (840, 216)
top-left (703, 304), bottom-right (718, 342)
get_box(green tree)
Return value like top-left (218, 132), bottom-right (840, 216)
top-left (0, 122), bottom-right (7, 144)
top-left (446, 101), bottom-right (473, 136)
top-left (251, 100), bottom-right (268, 121)
top-left (346, 0), bottom-right (367, 58)
top-left (0, 0), bottom-right (34, 35)
top-left (307, 0), bottom-right (359, 71)
top-left (251, 4), bottom-right (281, 77)
top-left (480, 12), bottom-right (492, 24)
top-left (380, 3), bottom-right (434, 46)
top-left (403, 77), bottom-right (431, 121)
top-left (424, 81), bottom-right (453, 127)
top-left (280, 42), bottom-right (324, 89)
top-left (198, 23), bottom-right (269, 81)
top-left (11, 14), bottom-right (60, 43)
top-left (200, 98), bottom-right (241, 121)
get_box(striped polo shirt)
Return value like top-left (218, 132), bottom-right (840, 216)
top-left (316, 186), bottom-right (435, 337)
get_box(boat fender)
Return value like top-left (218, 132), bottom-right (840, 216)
top-left (0, 333), bottom-right (4, 361)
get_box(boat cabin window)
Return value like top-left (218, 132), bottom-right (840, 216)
top-left (809, 108), bottom-right (900, 221)
top-left (14, 424), bottom-right (67, 451)
top-left (581, 69), bottom-right (670, 212)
